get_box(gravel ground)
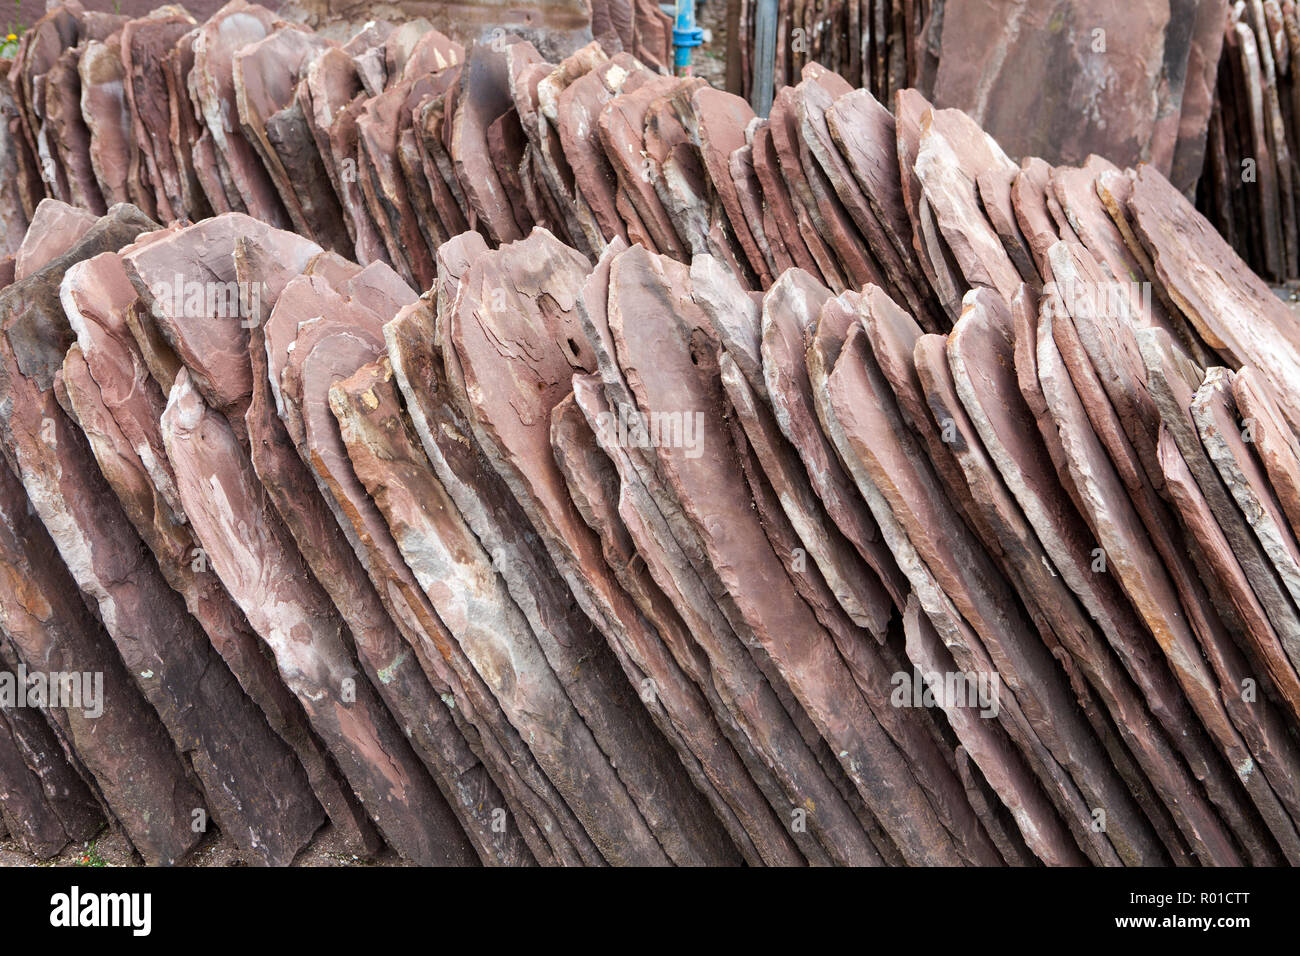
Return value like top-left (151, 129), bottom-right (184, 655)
top-left (0, 823), bottom-right (408, 868)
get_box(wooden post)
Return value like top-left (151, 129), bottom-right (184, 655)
top-left (750, 0), bottom-right (778, 116)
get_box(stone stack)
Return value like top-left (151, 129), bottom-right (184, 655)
top-left (1, 1), bottom-right (1298, 867)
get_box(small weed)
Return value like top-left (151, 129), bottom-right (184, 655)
top-left (2, 1), bottom-right (22, 59)
top-left (74, 839), bottom-right (108, 868)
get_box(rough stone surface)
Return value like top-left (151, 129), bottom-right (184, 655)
top-left (162, 369), bottom-right (478, 867)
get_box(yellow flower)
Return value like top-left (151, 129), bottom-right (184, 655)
top-left (5, 34), bottom-right (15, 41)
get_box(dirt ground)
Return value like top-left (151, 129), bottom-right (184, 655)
top-left (0, 822), bottom-right (409, 868)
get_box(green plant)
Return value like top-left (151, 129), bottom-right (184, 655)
top-left (1, 1), bottom-right (22, 59)
top-left (74, 839), bottom-right (108, 868)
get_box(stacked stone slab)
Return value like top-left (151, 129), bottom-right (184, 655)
top-left (1, 1), bottom-right (1299, 866)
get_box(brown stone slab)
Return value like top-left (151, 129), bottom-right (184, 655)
top-left (1139, 328), bottom-right (1300, 718)
top-left (644, 83), bottom-right (715, 258)
top-left (721, 351), bottom-right (1003, 867)
top-left (225, 240), bottom-right (403, 858)
top-left (567, 373), bottom-right (835, 867)
top-left (190, 0), bottom-right (289, 225)
top-left (269, 269), bottom-right (527, 868)
top-left (598, 74), bottom-right (687, 259)
top-left (261, 271), bottom-right (514, 860)
top-left (14, 199), bottom-right (95, 281)
top-left (447, 230), bottom-right (740, 864)
top-left (1012, 157), bottom-right (1064, 281)
top-left (294, 336), bottom-right (537, 868)
top-left (915, 324), bottom-right (1191, 865)
top-left (1231, 15), bottom-right (1287, 280)
top-left (1171, 378), bottom-right (1300, 831)
top-left (451, 40), bottom-right (525, 244)
top-left (800, 75), bottom-right (934, 326)
top-left (509, 43), bottom-right (593, 254)
top-left (1196, 368), bottom-right (1300, 644)
top-left (0, 662), bottom-right (103, 860)
top-left (1235, 366), bottom-right (1300, 547)
top-left (731, 139), bottom-right (788, 276)
top-left (415, 73), bottom-right (473, 234)
top-left (485, 106), bottom-right (533, 235)
top-left (759, 269), bottom-right (894, 636)
top-left (1051, 265), bottom-right (1300, 847)
top-left (1038, 295), bottom-right (1295, 863)
top-left (751, 121), bottom-right (822, 280)
top-left (573, 244), bottom-right (854, 865)
top-left (914, 107), bottom-right (1022, 303)
top-left (976, 165), bottom-right (1040, 286)
top-left (954, 295), bottom-right (1247, 865)
top-left (1160, 426), bottom-right (1300, 726)
top-left (265, 90), bottom-right (352, 254)
top-left (43, 46), bottom-right (105, 215)
top-left (1046, 241), bottom-right (1164, 490)
top-left (690, 254), bottom-right (764, 397)
top-left (58, 344), bottom-right (326, 869)
top-left (122, 8), bottom-right (195, 222)
top-left (778, 80), bottom-right (879, 291)
top-left (766, 89), bottom-right (850, 290)
top-left (902, 597), bottom-right (1085, 866)
top-left (77, 35), bottom-right (136, 211)
top-left (1050, 158), bottom-right (1180, 338)
top-left (163, 369), bottom-right (479, 866)
top-left (0, 459), bottom-right (203, 865)
top-left (822, 326), bottom-right (1089, 865)
top-left (380, 302), bottom-right (609, 868)
top-left (557, 59), bottom-right (640, 246)
top-left (355, 77), bottom-right (435, 289)
top-left (234, 27), bottom-right (343, 249)
top-left (397, 103), bottom-right (450, 251)
top-left (550, 390), bottom-right (805, 867)
top-left (679, 84), bottom-right (768, 284)
top-left (932, 1), bottom-right (1168, 175)
top-left (0, 67), bottom-right (35, 249)
top-left (329, 359), bottom-right (649, 865)
top-left (60, 250), bottom-right (364, 863)
top-left (123, 213), bottom-right (308, 438)
top-left (803, 292), bottom-right (910, 609)
top-left (826, 87), bottom-right (926, 285)
top-left (609, 244), bottom-right (967, 865)
top-left (716, 406), bottom-right (917, 868)
top-left (248, 249), bottom-right (551, 866)
top-left (893, 87), bottom-right (935, 268)
top-left (1129, 164), bottom-right (1300, 433)
top-left (0, 208), bottom-right (326, 867)
top-left (830, 301), bottom-right (1155, 865)
top-left (11, 6), bottom-right (79, 203)
top-left (397, 27), bottom-right (463, 83)
top-left (163, 28), bottom-right (214, 221)
top-left (857, 284), bottom-right (995, 555)
top-left (307, 48), bottom-right (388, 265)
top-left (1171, 0), bottom-right (1229, 193)
top-left (265, 260), bottom-right (537, 866)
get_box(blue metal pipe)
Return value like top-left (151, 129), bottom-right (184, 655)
top-left (673, 0), bottom-right (703, 76)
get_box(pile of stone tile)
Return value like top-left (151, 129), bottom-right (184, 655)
top-left (2, 1), bottom-right (1300, 868)
top-left (1201, 0), bottom-right (1300, 281)
top-left (733, 0), bottom-right (926, 107)
top-left (736, 1), bottom-right (1228, 196)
